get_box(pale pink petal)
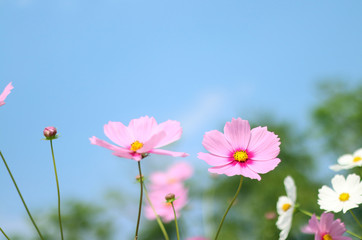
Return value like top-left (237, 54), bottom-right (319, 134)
top-left (0, 82), bottom-right (13, 102)
top-left (155, 120), bottom-right (182, 148)
top-left (89, 136), bottom-right (129, 153)
top-left (149, 172), bottom-right (168, 185)
top-left (247, 126), bottom-right (280, 160)
top-left (209, 162), bottom-right (261, 180)
top-left (89, 136), bottom-right (134, 159)
top-left (198, 152), bottom-right (233, 166)
top-left (224, 118), bottom-right (251, 151)
top-left (139, 131), bottom-right (166, 153)
top-left (168, 162), bottom-right (193, 181)
top-left (104, 121), bottom-right (133, 147)
top-left (246, 158), bottom-right (281, 174)
top-left (128, 116), bottom-right (158, 142)
top-left (202, 130), bottom-right (233, 157)
top-left (319, 212), bottom-right (334, 233)
top-left (112, 151), bottom-right (140, 160)
top-left (149, 148), bottom-right (188, 157)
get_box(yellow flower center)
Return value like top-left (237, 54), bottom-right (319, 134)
top-left (353, 156), bottom-right (362, 162)
top-left (130, 141), bottom-right (143, 152)
top-left (323, 234), bottom-right (333, 240)
top-left (339, 192), bottom-right (350, 202)
top-left (282, 203), bottom-right (291, 212)
top-left (233, 150), bottom-right (248, 162)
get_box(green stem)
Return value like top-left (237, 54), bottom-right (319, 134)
top-left (171, 202), bottom-right (180, 240)
top-left (350, 209), bottom-right (362, 228)
top-left (298, 208), bottom-right (362, 239)
top-left (134, 161), bottom-right (143, 240)
top-left (144, 186), bottom-right (169, 240)
top-left (214, 176), bottom-right (244, 240)
top-left (49, 140), bottom-right (64, 240)
top-left (0, 151), bottom-right (44, 240)
top-left (0, 227), bottom-right (10, 240)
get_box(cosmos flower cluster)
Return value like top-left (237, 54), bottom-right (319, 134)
top-left (4, 81), bottom-right (361, 239)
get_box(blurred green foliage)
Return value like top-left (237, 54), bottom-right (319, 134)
top-left (313, 81), bottom-right (362, 155)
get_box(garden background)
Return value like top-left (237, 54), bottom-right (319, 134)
top-left (1, 0), bottom-right (362, 239)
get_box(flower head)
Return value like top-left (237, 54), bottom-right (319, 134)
top-left (302, 212), bottom-right (351, 240)
top-left (150, 162), bottom-right (193, 187)
top-left (90, 116), bottom-right (188, 161)
top-left (276, 176), bottom-right (296, 240)
top-left (318, 174), bottom-right (362, 213)
top-left (43, 126), bottom-right (58, 139)
top-left (198, 117), bottom-right (281, 180)
top-left (0, 82), bottom-right (13, 107)
top-left (145, 183), bottom-right (188, 223)
top-left (330, 148), bottom-right (362, 172)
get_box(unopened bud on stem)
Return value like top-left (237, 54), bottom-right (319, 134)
top-left (43, 126), bottom-right (58, 140)
top-left (165, 193), bottom-right (175, 203)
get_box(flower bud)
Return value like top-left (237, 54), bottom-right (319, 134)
top-left (165, 193), bottom-right (175, 202)
top-left (43, 126), bottom-right (57, 139)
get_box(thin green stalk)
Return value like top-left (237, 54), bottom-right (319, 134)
top-left (171, 202), bottom-right (180, 240)
top-left (0, 151), bottom-right (44, 240)
top-left (144, 186), bottom-right (170, 240)
top-left (298, 208), bottom-right (362, 239)
top-left (214, 176), bottom-right (244, 240)
top-left (0, 227), bottom-right (10, 240)
top-left (49, 140), bottom-right (64, 240)
top-left (135, 161), bottom-right (143, 240)
top-left (350, 209), bottom-right (362, 228)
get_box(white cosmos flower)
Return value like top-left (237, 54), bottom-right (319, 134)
top-left (276, 176), bottom-right (296, 240)
top-left (330, 148), bottom-right (362, 171)
top-left (318, 174), bottom-right (362, 213)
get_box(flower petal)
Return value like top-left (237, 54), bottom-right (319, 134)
top-left (104, 121), bottom-right (133, 147)
top-left (167, 162), bottom-right (193, 181)
top-left (202, 130), bottom-right (233, 157)
top-left (284, 176), bottom-right (296, 203)
top-left (209, 162), bottom-right (261, 180)
top-left (155, 120), bottom-right (182, 148)
top-left (223, 118), bottom-right (251, 151)
top-left (128, 116), bottom-right (158, 142)
top-left (197, 152), bottom-right (233, 166)
top-left (0, 82), bottom-right (13, 103)
top-left (246, 158), bottom-right (281, 174)
top-left (247, 126), bottom-right (280, 160)
top-left (149, 148), bottom-right (188, 157)
top-left (139, 131), bottom-right (166, 153)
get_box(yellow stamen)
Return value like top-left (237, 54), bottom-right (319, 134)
top-left (323, 234), bottom-right (333, 240)
top-left (233, 150), bottom-right (248, 162)
top-left (339, 192), bottom-right (350, 202)
top-left (353, 156), bottom-right (362, 162)
top-left (130, 140), bottom-right (143, 151)
top-left (282, 203), bottom-right (291, 212)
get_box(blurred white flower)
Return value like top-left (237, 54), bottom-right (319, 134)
top-left (318, 174), bottom-right (362, 213)
top-left (276, 176), bottom-right (296, 240)
top-left (330, 148), bottom-right (362, 171)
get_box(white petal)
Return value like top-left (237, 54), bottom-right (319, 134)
top-left (284, 176), bottom-right (296, 202)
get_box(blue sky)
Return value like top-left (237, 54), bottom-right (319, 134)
top-left (1, 0), bottom-right (362, 238)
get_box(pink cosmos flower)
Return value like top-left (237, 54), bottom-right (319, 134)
top-left (198, 117), bottom-right (281, 180)
top-left (149, 162), bottom-right (193, 187)
top-left (145, 183), bottom-right (188, 223)
top-left (302, 212), bottom-right (351, 240)
top-left (90, 116), bottom-right (188, 161)
top-left (0, 82), bottom-right (14, 107)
